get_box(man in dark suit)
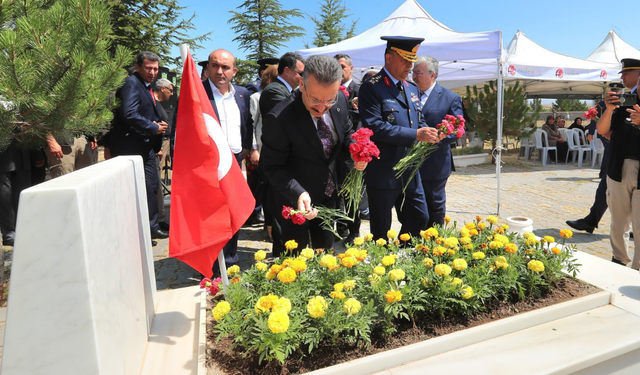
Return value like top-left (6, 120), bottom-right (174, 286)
top-left (413, 56), bottom-right (464, 229)
top-left (359, 36), bottom-right (441, 241)
top-left (202, 49), bottom-right (254, 267)
top-left (0, 139), bottom-right (32, 246)
top-left (245, 57), bottom-right (279, 95)
top-left (111, 51), bottom-right (169, 240)
top-left (260, 55), bottom-right (366, 254)
top-left (259, 52), bottom-right (305, 119)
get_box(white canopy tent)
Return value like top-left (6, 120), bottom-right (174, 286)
top-left (502, 31), bottom-right (621, 100)
top-left (296, 0), bottom-right (502, 89)
top-left (586, 30), bottom-right (640, 64)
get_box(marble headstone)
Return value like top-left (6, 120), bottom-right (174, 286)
top-left (1, 156), bottom-right (157, 375)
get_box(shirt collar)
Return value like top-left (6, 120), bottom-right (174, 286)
top-left (383, 67), bottom-right (399, 86)
top-left (208, 79), bottom-right (235, 97)
top-left (277, 76), bottom-right (293, 92)
top-left (423, 81), bottom-right (437, 97)
top-left (342, 79), bottom-right (352, 88)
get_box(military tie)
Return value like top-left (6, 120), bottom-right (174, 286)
top-left (316, 116), bottom-right (335, 197)
top-left (397, 81), bottom-right (407, 103)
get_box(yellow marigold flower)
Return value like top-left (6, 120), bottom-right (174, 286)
top-left (459, 227), bottom-right (470, 237)
top-left (423, 257), bottom-right (434, 268)
top-left (319, 255), bottom-right (337, 269)
top-left (469, 229), bottom-right (479, 236)
top-left (477, 222), bottom-right (487, 230)
top-left (525, 248), bottom-right (534, 255)
top-left (267, 311), bottom-right (290, 333)
top-left (277, 268), bottom-right (297, 283)
top-left (343, 279), bottom-right (356, 291)
top-left (254, 250), bottom-right (266, 261)
top-left (505, 243), bottom-right (518, 254)
top-left (452, 258), bottom-right (468, 271)
top-left (282, 258), bottom-right (294, 268)
top-left (463, 244), bottom-right (474, 251)
top-left (552, 247), bottom-right (562, 255)
top-left (341, 256), bottom-right (357, 268)
top-left (381, 255), bottom-right (396, 266)
top-left (231, 276), bottom-right (241, 284)
top-left (356, 250), bottom-right (368, 261)
top-left (421, 227), bottom-right (439, 239)
top-left (300, 248), bottom-right (315, 260)
top-left (523, 232), bottom-right (534, 239)
top-left (459, 236), bottom-right (471, 245)
top-left (255, 294), bottom-right (279, 313)
top-left (432, 246), bottom-right (446, 256)
top-left (444, 216), bottom-right (451, 223)
top-left (543, 236), bottom-right (555, 244)
top-left (307, 296), bottom-right (328, 318)
top-left (559, 229), bottom-right (573, 239)
top-left (494, 234), bottom-right (509, 244)
top-left (266, 271), bottom-right (276, 280)
top-left (385, 290), bottom-right (402, 303)
top-left (337, 253), bottom-right (346, 259)
top-left (494, 227), bottom-right (505, 234)
top-left (374, 266), bottom-right (386, 275)
top-left (270, 264), bottom-right (283, 274)
top-left (345, 248), bottom-right (358, 257)
top-left (465, 222), bottom-right (476, 230)
top-left (415, 244), bottom-right (427, 253)
top-left (227, 265), bottom-right (240, 276)
top-left (525, 237), bottom-right (539, 246)
top-left (273, 297), bottom-right (292, 314)
top-left (316, 248), bottom-right (325, 254)
top-left (333, 282), bottom-right (344, 292)
top-left (501, 224), bottom-right (509, 230)
top-left (435, 264), bottom-right (452, 276)
top-left (448, 248), bottom-right (457, 256)
top-left (476, 215), bottom-right (483, 222)
top-left (364, 233), bottom-right (374, 242)
top-left (399, 233), bottom-right (411, 241)
top-left (388, 268), bottom-right (406, 281)
top-left (330, 291), bottom-right (346, 300)
top-left (368, 274), bottom-right (381, 285)
top-left (387, 229), bottom-right (398, 239)
top-left (212, 301), bottom-right (231, 321)
top-left (495, 256), bottom-right (509, 270)
top-left (487, 215), bottom-right (498, 224)
top-left (376, 238), bottom-right (387, 246)
top-left (461, 286), bottom-right (474, 299)
top-left (255, 262), bottom-right (268, 272)
top-left (489, 241), bottom-right (504, 249)
top-left (350, 236), bottom-right (364, 246)
top-left (450, 277), bottom-right (463, 286)
top-left (443, 237), bottom-right (459, 248)
top-left (528, 260), bottom-right (545, 273)
top-left (435, 237), bottom-right (443, 245)
top-left (291, 259), bottom-right (307, 273)
top-left (343, 298), bottom-right (362, 315)
top-left (472, 251), bottom-right (485, 260)
top-left (284, 240), bottom-right (298, 251)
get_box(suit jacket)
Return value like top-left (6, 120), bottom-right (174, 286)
top-left (203, 80), bottom-right (254, 151)
top-left (260, 91), bottom-right (354, 207)
top-left (112, 72), bottom-right (162, 157)
top-left (358, 69), bottom-right (425, 190)
top-left (419, 83), bottom-right (464, 181)
top-left (259, 78), bottom-right (291, 119)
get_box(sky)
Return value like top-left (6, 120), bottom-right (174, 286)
top-left (171, 0), bottom-right (639, 69)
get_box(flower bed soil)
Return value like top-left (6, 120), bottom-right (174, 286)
top-left (206, 276), bottom-right (600, 375)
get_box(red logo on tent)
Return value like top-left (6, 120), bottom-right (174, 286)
top-left (508, 65), bottom-right (516, 76)
top-left (600, 70), bottom-right (607, 80)
top-left (555, 69), bottom-right (564, 78)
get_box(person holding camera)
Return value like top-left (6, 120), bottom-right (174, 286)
top-left (597, 58), bottom-right (640, 269)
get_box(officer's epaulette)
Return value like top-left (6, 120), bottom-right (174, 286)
top-left (368, 74), bottom-right (383, 85)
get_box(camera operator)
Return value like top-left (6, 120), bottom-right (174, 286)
top-left (597, 58), bottom-right (640, 269)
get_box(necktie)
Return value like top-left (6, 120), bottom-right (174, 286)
top-left (397, 81), bottom-right (407, 103)
top-left (149, 87), bottom-right (156, 106)
top-left (317, 116), bottom-right (335, 197)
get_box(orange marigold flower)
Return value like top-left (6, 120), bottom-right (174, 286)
top-left (341, 256), bottom-right (358, 268)
top-left (469, 229), bottom-right (479, 236)
top-left (231, 276), bottom-right (241, 284)
top-left (432, 246), bottom-right (446, 256)
top-left (477, 222), bottom-right (487, 230)
top-left (444, 216), bottom-right (451, 223)
top-left (465, 222), bottom-right (476, 230)
top-left (385, 290), bottom-right (402, 303)
top-left (559, 229), bottom-right (573, 239)
top-left (552, 247), bottom-right (562, 255)
top-left (270, 264), bottom-right (283, 274)
top-left (399, 233), bottom-right (411, 241)
top-left (505, 243), bottom-right (518, 254)
top-left (476, 215), bottom-right (483, 222)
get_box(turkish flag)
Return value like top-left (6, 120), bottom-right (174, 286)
top-left (169, 51), bottom-right (255, 277)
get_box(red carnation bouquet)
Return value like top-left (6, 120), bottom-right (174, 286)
top-left (339, 128), bottom-right (380, 217)
top-left (199, 277), bottom-right (222, 295)
top-left (394, 114), bottom-right (466, 192)
top-left (339, 85), bottom-right (350, 98)
top-left (282, 205), bottom-right (353, 239)
top-left (584, 107), bottom-right (599, 121)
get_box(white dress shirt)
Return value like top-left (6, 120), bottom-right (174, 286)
top-left (209, 80), bottom-right (243, 154)
top-left (420, 81), bottom-right (437, 107)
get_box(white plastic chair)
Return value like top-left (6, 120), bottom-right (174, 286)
top-left (518, 132), bottom-right (536, 161)
top-left (533, 130), bottom-right (558, 165)
top-left (571, 130), bottom-right (591, 167)
top-left (564, 129), bottom-right (579, 164)
top-left (591, 137), bottom-right (605, 168)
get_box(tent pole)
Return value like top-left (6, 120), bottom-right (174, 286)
top-left (496, 58), bottom-right (504, 216)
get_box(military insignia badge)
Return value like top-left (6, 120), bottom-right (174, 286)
top-left (387, 113), bottom-right (395, 123)
top-left (384, 77), bottom-right (391, 86)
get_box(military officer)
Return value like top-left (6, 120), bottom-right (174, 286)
top-left (358, 36), bottom-right (441, 240)
top-left (245, 57), bottom-right (279, 95)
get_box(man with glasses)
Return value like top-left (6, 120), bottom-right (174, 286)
top-left (260, 55), bottom-right (367, 255)
top-left (259, 52), bottom-right (305, 119)
top-left (359, 36), bottom-right (441, 240)
top-left (413, 56), bottom-right (463, 229)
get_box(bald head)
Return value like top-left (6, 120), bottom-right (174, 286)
top-left (207, 49), bottom-right (237, 94)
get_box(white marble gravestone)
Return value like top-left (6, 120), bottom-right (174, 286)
top-left (1, 156), bottom-right (157, 375)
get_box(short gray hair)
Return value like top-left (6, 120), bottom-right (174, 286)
top-left (303, 55), bottom-right (342, 87)
top-left (333, 53), bottom-right (353, 66)
top-left (415, 56), bottom-right (439, 78)
top-left (153, 78), bottom-right (172, 92)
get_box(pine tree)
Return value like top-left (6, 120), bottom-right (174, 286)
top-left (463, 81), bottom-right (540, 155)
top-left (552, 99), bottom-right (589, 112)
top-left (308, 0), bottom-right (358, 48)
top-left (0, 0), bottom-right (132, 151)
top-left (108, 0), bottom-right (210, 68)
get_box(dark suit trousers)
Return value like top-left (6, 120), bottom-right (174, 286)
top-left (0, 169), bottom-right (31, 242)
top-left (584, 145), bottom-right (610, 227)
top-left (213, 153), bottom-right (243, 274)
top-left (143, 149), bottom-right (160, 232)
top-left (422, 177), bottom-right (448, 228)
top-left (367, 183), bottom-right (428, 241)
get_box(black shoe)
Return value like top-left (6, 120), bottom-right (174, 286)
top-left (344, 233), bottom-right (359, 245)
top-left (2, 237), bottom-right (14, 246)
top-left (359, 209), bottom-right (370, 220)
top-left (159, 221), bottom-right (170, 231)
top-left (612, 256), bottom-right (626, 266)
top-left (565, 219), bottom-right (594, 234)
top-left (151, 240), bottom-right (158, 247)
top-left (151, 229), bottom-right (169, 239)
top-left (245, 210), bottom-right (265, 226)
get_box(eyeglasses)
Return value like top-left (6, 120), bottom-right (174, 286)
top-left (164, 87), bottom-right (174, 93)
top-left (303, 88), bottom-right (338, 107)
top-left (412, 70), bottom-right (428, 76)
top-left (295, 70), bottom-right (304, 76)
